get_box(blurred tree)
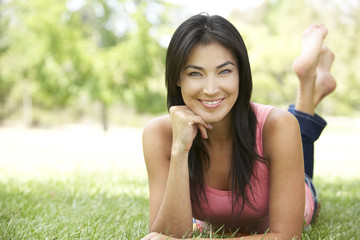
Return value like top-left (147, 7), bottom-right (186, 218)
top-left (68, 0), bottom-right (129, 131)
top-left (319, 0), bottom-right (360, 115)
top-left (230, 0), bottom-right (319, 107)
top-left (0, 0), bottom-right (44, 126)
top-left (0, 0), bottom-right (90, 126)
top-left (230, 0), bottom-right (360, 115)
top-left (71, 0), bottom-right (169, 130)
top-left (0, 0), bottom-right (171, 129)
top-left (0, 3), bottom-right (14, 124)
top-left (119, 0), bottom-right (167, 114)
top-left (1, 0), bottom-right (358, 129)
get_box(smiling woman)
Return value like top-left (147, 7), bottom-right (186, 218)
top-left (141, 13), bottom-right (336, 240)
top-left (179, 43), bottom-right (239, 124)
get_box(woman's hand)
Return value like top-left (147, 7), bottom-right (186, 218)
top-left (141, 232), bottom-right (177, 240)
top-left (169, 106), bottom-right (212, 153)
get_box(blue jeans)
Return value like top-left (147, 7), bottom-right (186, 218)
top-left (288, 105), bottom-right (327, 179)
top-left (288, 105), bottom-right (326, 218)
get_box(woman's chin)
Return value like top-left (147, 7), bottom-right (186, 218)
top-left (202, 112), bottom-right (233, 126)
top-left (202, 115), bottom-right (225, 124)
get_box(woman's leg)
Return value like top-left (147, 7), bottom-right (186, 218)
top-left (288, 105), bottom-right (327, 179)
top-left (290, 24), bottom-right (336, 179)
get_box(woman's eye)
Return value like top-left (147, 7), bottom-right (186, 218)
top-left (220, 69), bottom-right (231, 74)
top-left (189, 72), bottom-right (201, 76)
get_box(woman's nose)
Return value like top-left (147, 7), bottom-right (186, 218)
top-left (203, 76), bottom-right (219, 95)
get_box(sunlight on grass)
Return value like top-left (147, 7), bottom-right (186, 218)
top-left (302, 177), bottom-right (360, 239)
top-left (0, 169), bottom-right (149, 239)
top-left (0, 117), bottom-right (359, 239)
top-left (0, 126), bottom-right (149, 239)
top-left (314, 116), bottom-right (360, 180)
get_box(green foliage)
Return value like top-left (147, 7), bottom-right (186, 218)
top-left (0, 0), bottom-right (169, 127)
top-left (230, 0), bottom-right (360, 116)
top-left (133, 86), bottom-right (167, 114)
top-left (0, 0), bottom-right (359, 127)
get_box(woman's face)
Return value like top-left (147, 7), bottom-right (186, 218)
top-left (178, 42), bottom-right (239, 124)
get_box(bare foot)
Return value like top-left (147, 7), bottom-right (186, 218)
top-left (292, 24), bottom-right (328, 81)
top-left (293, 24), bottom-right (329, 115)
top-left (314, 46), bottom-right (336, 107)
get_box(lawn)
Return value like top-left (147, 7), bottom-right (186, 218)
top-left (0, 117), bottom-right (359, 239)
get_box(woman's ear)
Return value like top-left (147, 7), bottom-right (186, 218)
top-left (177, 79), bottom-right (181, 87)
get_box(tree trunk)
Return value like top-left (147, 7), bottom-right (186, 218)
top-left (23, 80), bottom-right (33, 127)
top-left (101, 101), bottom-right (108, 132)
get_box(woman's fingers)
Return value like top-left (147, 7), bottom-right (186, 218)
top-left (194, 119), bottom-right (212, 139)
top-left (141, 232), bottom-right (171, 240)
top-left (169, 105), bottom-right (212, 152)
top-left (198, 124), bottom-right (208, 139)
top-left (186, 113), bottom-right (213, 139)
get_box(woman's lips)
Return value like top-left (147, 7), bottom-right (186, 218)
top-left (198, 98), bottom-right (224, 108)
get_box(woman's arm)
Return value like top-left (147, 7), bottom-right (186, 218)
top-left (143, 116), bottom-right (193, 238)
top-left (263, 108), bottom-right (305, 239)
top-left (143, 106), bottom-right (212, 238)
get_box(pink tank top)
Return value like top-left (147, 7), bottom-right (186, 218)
top-left (192, 103), bottom-right (314, 233)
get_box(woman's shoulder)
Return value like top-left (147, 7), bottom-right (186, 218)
top-left (143, 114), bottom-right (172, 138)
top-left (262, 106), bottom-right (301, 160)
top-left (142, 114), bottom-right (173, 158)
top-left (250, 102), bottom-right (298, 131)
top-left (265, 107), bottom-right (299, 129)
top-left (263, 106), bottom-right (300, 148)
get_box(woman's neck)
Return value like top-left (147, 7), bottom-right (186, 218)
top-left (205, 113), bottom-right (233, 147)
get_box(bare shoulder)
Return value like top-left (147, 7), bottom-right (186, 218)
top-left (143, 114), bottom-right (172, 141)
top-left (142, 114), bottom-right (173, 161)
top-left (264, 107), bottom-right (299, 133)
top-left (263, 107), bottom-right (301, 159)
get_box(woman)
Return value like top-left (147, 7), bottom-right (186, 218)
top-left (142, 14), bottom-right (336, 240)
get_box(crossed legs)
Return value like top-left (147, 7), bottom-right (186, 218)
top-left (291, 24), bottom-right (336, 179)
top-left (292, 24), bottom-right (336, 116)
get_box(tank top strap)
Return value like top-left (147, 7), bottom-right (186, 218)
top-left (251, 102), bottom-right (274, 157)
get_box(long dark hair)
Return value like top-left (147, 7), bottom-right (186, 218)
top-left (165, 14), bottom-right (260, 214)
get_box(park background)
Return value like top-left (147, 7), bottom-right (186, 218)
top-left (0, 0), bottom-right (359, 239)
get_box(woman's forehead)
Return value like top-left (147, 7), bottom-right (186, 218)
top-left (184, 43), bottom-right (237, 68)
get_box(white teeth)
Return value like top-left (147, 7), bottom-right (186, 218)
top-left (202, 99), bottom-right (221, 105)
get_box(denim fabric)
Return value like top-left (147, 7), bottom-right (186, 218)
top-left (288, 105), bottom-right (327, 179)
top-left (288, 105), bottom-right (325, 225)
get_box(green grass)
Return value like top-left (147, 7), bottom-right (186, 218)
top-left (301, 177), bottom-right (360, 240)
top-left (0, 120), bottom-right (359, 239)
top-left (0, 170), bottom-right (150, 239)
top-left (1, 170), bottom-right (359, 239)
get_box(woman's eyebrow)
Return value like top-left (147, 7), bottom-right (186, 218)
top-left (216, 61), bottom-right (235, 69)
top-left (184, 64), bottom-right (203, 70)
top-left (184, 61), bottom-right (235, 70)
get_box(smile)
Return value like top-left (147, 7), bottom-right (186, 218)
top-left (199, 98), bottom-right (224, 108)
